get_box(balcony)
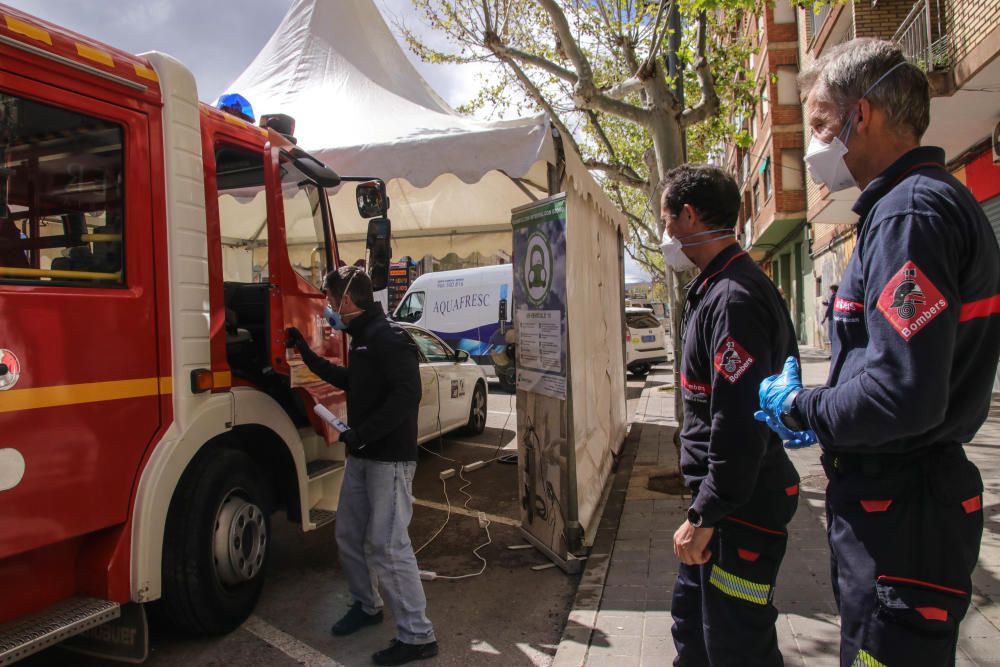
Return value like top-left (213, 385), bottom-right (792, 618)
top-left (892, 0), bottom-right (949, 72)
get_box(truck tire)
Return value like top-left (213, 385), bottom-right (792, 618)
top-left (161, 448), bottom-right (273, 635)
top-left (458, 382), bottom-right (487, 435)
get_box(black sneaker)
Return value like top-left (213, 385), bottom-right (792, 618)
top-left (372, 639), bottom-right (439, 665)
top-left (331, 602), bottom-right (383, 636)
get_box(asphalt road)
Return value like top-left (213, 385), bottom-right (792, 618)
top-left (24, 378), bottom-right (625, 667)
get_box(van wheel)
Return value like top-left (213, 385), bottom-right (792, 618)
top-left (496, 367), bottom-right (516, 393)
top-left (161, 448), bottom-right (273, 635)
top-left (459, 383), bottom-right (488, 435)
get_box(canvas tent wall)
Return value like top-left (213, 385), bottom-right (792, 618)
top-left (220, 0), bottom-right (627, 543)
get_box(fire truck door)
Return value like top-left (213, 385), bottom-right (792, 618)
top-left (0, 80), bottom-right (161, 560)
top-left (266, 150), bottom-right (345, 420)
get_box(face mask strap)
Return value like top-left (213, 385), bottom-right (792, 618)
top-left (837, 61), bottom-right (908, 146)
top-left (336, 272), bottom-right (357, 315)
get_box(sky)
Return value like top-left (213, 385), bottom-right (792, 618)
top-left (12, 0), bottom-right (650, 280)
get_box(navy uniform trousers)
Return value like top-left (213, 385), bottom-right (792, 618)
top-left (672, 478), bottom-right (799, 666)
top-left (824, 445), bottom-right (983, 667)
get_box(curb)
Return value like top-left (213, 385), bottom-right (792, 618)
top-left (551, 404), bottom-right (644, 667)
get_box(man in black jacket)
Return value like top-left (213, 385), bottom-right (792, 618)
top-left (288, 266), bottom-right (437, 666)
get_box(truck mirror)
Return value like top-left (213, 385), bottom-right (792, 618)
top-left (366, 217), bottom-right (391, 292)
top-left (356, 181), bottom-right (389, 219)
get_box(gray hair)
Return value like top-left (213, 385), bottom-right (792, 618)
top-left (798, 38), bottom-right (929, 140)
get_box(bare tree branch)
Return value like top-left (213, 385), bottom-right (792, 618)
top-left (585, 110), bottom-right (616, 159)
top-left (586, 160), bottom-right (648, 189)
top-left (497, 54), bottom-right (583, 158)
top-left (604, 77), bottom-right (644, 100)
top-left (681, 11), bottom-right (720, 127)
top-left (484, 34), bottom-right (579, 84)
top-left (535, 0), bottom-right (652, 126)
top-left (640, 0), bottom-right (672, 78)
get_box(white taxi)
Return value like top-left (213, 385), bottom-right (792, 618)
top-left (625, 307), bottom-right (669, 378)
top-left (399, 323), bottom-right (489, 442)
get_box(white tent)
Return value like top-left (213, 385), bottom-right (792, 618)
top-left (221, 0), bottom-right (623, 262)
top-left (221, 0), bottom-right (627, 548)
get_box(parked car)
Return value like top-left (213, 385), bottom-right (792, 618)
top-left (625, 307), bottom-right (668, 378)
top-left (400, 323), bottom-right (489, 441)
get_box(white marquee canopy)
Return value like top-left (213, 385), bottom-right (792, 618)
top-left (220, 0), bottom-right (624, 260)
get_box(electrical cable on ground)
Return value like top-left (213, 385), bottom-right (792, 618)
top-left (415, 435), bottom-right (493, 579)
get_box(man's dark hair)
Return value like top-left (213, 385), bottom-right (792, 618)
top-left (831, 284), bottom-right (839, 291)
top-left (325, 265), bottom-right (375, 309)
top-left (659, 165), bottom-right (740, 230)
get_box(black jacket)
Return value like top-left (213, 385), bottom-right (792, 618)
top-left (298, 304), bottom-right (422, 462)
top-left (795, 147), bottom-right (1000, 454)
top-left (679, 244), bottom-right (800, 528)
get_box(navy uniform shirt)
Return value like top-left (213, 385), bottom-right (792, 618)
top-left (795, 146), bottom-right (1000, 454)
top-left (680, 244), bottom-right (800, 528)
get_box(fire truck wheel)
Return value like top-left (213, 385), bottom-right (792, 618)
top-left (161, 447), bottom-right (274, 635)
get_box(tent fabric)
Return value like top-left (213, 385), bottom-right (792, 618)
top-left (565, 186), bottom-right (627, 542)
top-left (220, 0), bottom-right (626, 249)
top-left (223, 0), bottom-right (553, 190)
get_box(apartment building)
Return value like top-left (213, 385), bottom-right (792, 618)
top-left (797, 0), bottom-right (1000, 347)
top-left (724, 0), bottom-right (813, 344)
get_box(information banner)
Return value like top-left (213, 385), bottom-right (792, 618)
top-left (512, 195), bottom-right (567, 400)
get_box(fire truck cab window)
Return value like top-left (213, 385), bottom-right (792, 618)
top-left (279, 156), bottom-right (330, 291)
top-left (216, 145), bottom-right (268, 283)
top-left (0, 92), bottom-right (124, 286)
top-left (215, 144), bottom-right (271, 378)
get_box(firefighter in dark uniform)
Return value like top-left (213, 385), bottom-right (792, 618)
top-left (660, 165), bottom-right (800, 666)
top-left (757, 39), bottom-right (1000, 666)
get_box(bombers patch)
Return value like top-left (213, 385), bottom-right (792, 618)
top-left (877, 261), bottom-right (947, 340)
top-left (714, 337), bottom-right (755, 384)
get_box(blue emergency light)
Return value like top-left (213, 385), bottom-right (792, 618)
top-left (216, 93), bottom-right (255, 122)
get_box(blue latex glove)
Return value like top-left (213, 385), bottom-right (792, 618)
top-left (759, 356), bottom-right (804, 416)
top-left (754, 410), bottom-right (818, 449)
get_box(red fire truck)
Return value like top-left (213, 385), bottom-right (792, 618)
top-left (0, 6), bottom-right (391, 662)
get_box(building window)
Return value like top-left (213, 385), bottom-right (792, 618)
top-left (761, 83), bottom-right (770, 119)
top-left (762, 158), bottom-right (773, 199)
top-left (781, 149), bottom-right (805, 190)
top-left (774, 0), bottom-right (796, 24)
top-left (750, 112), bottom-right (757, 142)
top-left (776, 66), bottom-right (798, 105)
top-left (753, 181), bottom-right (761, 215)
top-left (809, 3), bottom-right (832, 39)
top-left (744, 218), bottom-right (753, 247)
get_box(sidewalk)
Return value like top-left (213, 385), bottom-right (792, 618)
top-left (554, 358), bottom-right (1000, 666)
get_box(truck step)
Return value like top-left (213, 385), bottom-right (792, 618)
top-left (308, 508), bottom-right (336, 529)
top-left (0, 597), bottom-right (120, 666)
top-left (306, 459), bottom-right (345, 481)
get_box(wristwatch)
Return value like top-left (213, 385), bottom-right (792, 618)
top-left (687, 506), bottom-right (704, 528)
top-left (780, 390), bottom-right (806, 431)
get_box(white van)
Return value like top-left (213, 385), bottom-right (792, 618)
top-left (392, 265), bottom-right (515, 387)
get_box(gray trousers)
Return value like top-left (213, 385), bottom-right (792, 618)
top-left (335, 456), bottom-right (435, 644)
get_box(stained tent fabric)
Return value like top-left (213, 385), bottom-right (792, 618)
top-left (220, 0), bottom-right (627, 545)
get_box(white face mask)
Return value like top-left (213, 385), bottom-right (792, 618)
top-left (660, 227), bottom-right (734, 273)
top-left (804, 121), bottom-right (857, 193)
top-left (661, 232), bottom-right (697, 272)
top-left (804, 61), bottom-right (909, 194)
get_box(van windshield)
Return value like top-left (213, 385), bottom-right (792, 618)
top-left (395, 291), bottom-right (424, 323)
